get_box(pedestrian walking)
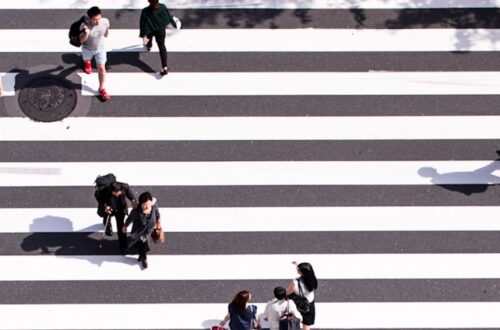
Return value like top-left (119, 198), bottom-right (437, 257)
top-left (286, 262), bottom-right (318, 330)
top-left (96, 180), bottom-right (137, 253)
top-left (220, 290), bottom-right (261, 330)
top-left (122, 191), bottom-right (161, 269)
top-left (79, 6), bottom-right (111, 101)
top-left (264, 287), bottom-right (302, 330)
top-left (139, 0), bottom-right (178, 75)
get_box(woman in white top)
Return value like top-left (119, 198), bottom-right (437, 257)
top-left (264, 286), bottom-right (302, 330)
top-left (286, 262), bottom-right (318, 330)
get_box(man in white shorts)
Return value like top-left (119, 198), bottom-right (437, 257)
top-left (79, 6), bottom-right (110, 101)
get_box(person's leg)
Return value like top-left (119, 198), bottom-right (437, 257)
top-left (137, 241), bottom-right (148, 268)
top-left (81, 47), bottom-right (93, 74)
top-left (95, 51), bottom-right (110, 100)
top-left (115, 213), bottom-right (127, 252)
top-left (154, 28), bottom-right (168, 74)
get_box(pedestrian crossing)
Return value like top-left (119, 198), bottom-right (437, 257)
top-left (2, 0), bottom-right (500, 329)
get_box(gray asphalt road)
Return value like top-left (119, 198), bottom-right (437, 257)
top-left (1, 4), bottom-right (500, 330)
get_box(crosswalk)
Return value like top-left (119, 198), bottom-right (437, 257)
top-left (2, 0), bottom-right (500, 329)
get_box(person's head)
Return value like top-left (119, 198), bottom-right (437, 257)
top-left (273, 286), bottom-right (287, 300)
top-left (231, 290), bottom-right (251, 313)
top-left (148, 0), bottom-right (160, 10)
top-left (297, 262), bottom-right (318, 292)
top-left (138, 191), bottom-right (153, 213)
top-left (110, 182), bottom-right (123, 197)
top-left (87, 6), bottom-right (102, 25)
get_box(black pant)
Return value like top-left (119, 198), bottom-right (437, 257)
top-left (103, 212), bottom-right (127, 251)
top-left (147, 27), bottom-right (167, 68)
top-left (136, 240), bottom-right (149, 261)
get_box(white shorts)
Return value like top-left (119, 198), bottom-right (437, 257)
top-left (82, 47), bottom-right (107, 65)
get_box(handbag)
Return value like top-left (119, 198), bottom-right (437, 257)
top-left (291, 279), bottom-right (310, 314)
top-left (279, 300), bottom-right (301, 330)
top-left (151, 225), bottom-right (165, 243)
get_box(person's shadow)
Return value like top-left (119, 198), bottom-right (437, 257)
top-left (62, 51), bottom-right (156, 74)
top-left (418, 152), bottom-right (500, 195)
top-left (21, 215), bottom-right (137, 266)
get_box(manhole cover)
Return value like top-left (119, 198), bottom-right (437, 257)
top-left (18, 76), bottom-right (77, 122)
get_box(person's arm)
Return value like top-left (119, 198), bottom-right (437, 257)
top-left (155, 204), bottom-right (161, 227)
top-left (123, 211), bottom-right (135, 233)
top-left (219, 313), bottom-right (230, 326)
top-left (79, 24), bottom-right (90, 43)
top-left (139, 10), bottom-right (146, 37)
top-left (123, 184), bottom-right (137, 208)
top-left (286, 280), bottom-right (296, 296)
top-left (164, 6), bottom-right (177, 29)
top-left (289, 301), bottom-right (303, 321)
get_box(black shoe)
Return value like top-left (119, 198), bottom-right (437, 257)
top-left (160, 67), bottom-right (169, 76)
top-left (141, 259), bottom-right (148, 269)
top-left (105, 227), bottom-right (113, 237)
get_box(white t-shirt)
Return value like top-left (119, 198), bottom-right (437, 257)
top-left (264, 298), bottom-right (302, 330)
top-left (81, 18), bottom-right (110, 51)
top-left (293, 278), bottom-right (315, 302)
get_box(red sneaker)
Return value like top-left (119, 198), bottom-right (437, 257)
top-left (99, 88), bottom-right (110, 101)
top-left (83, 61), bottom-right (92, 74)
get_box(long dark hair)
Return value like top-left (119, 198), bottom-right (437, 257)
top-left (230, 290), bottom-right (250, 314)
top-left (148, 0), bottom-right (160, 10)
top-left (298, 262), bottom-right (318, 292)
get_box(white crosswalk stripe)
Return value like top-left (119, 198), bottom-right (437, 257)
top-left (4, 206), bottom-right (500, 233)
top-left (2, 1), bottom-right (500, 329)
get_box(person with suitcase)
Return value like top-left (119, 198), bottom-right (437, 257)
top-left (95, 174), bottom-right (137, 253)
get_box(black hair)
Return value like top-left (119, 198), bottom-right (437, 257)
top-left (138, 191), bottom-right (153, 205)
top-left (273, 287), bottom-right (287, 300)
top-left (110, 182), bottom-right (122, 193)
top-left (148, 0), bottom-right (160, 10)
top-left (87, 6), bottom-right (101, 18)
top-left (298, 262), bottom-right (318, 292)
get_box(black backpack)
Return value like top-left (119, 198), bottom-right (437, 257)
top-left (94, 173), bottom-right (116, 203)
top-left (69, 16), bottom-right (87, 47)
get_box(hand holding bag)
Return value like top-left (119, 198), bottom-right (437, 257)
top-left (151, 225), bottom-right (165, 243)
top-left (279, 300), bottom-right (301, 330)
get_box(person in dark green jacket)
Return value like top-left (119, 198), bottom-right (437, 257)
top-left (139, 0), bottom-right (177, 75)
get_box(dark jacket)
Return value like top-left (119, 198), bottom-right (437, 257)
top-left (96, 182), bottom-right (136, 217)
top-left (139, 3), bottom-right (176, 37)
top-left (125, 204), bottom-right (161, 247)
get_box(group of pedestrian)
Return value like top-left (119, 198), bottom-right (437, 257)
top-left (79, 0), bottom-right (178, 101)
top-left (95, 177), bottom-right (160, 269)
top-left (219, 262), bottom-right (318, 330)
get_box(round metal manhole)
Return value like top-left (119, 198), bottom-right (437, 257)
top-left (18, 76), bottom-right (77, 122)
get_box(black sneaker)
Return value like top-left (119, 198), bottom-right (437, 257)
top-left (142, 259), bottom-right (148, 269)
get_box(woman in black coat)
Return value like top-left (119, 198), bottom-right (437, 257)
top-left (122, 191), bottom-right (161, 269)
top-left (139, 0), bottom-right (178, 75)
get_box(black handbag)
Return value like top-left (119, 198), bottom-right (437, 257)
top-left (279, 300), bottom-right (301, 330)
top-left (291, 280), bottom-right (310, 314)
